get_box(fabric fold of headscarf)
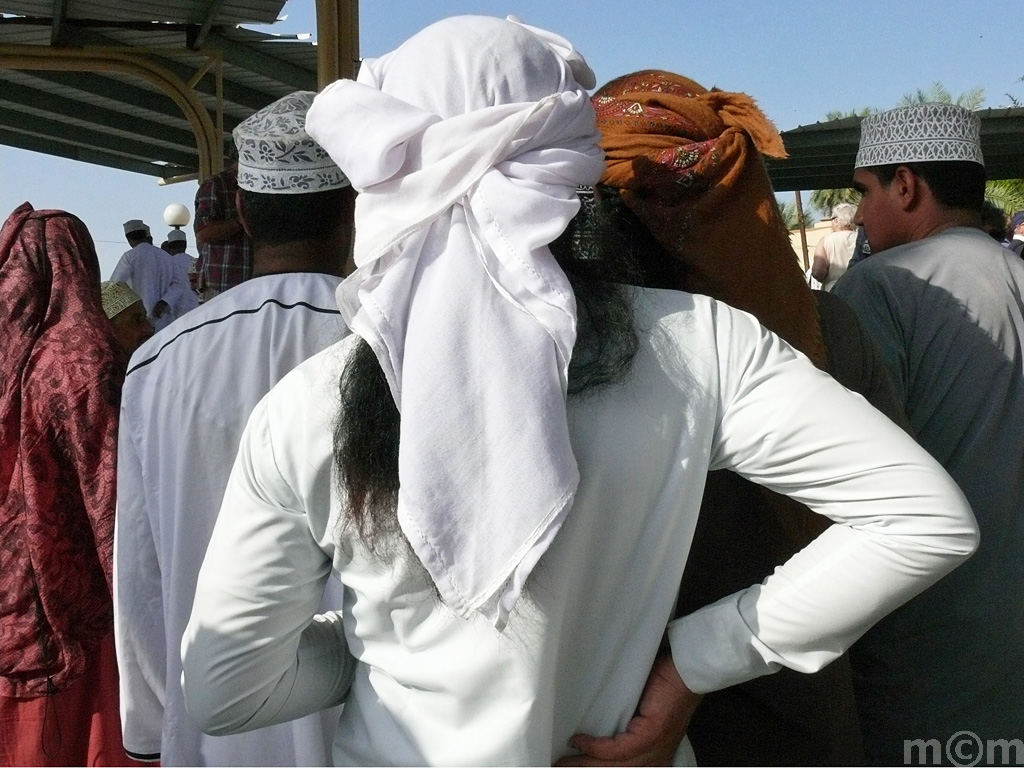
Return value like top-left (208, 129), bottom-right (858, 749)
top-left (594, 70), bottom-right (826, 368)
top-left (306, 16), bottom-right (605, 629)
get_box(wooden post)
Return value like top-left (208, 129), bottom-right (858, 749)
top-left (795, 190), bottom-right (809, 271)
top-left (316, 0), bottom-right (360, 89)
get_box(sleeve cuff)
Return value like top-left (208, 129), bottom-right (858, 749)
top-left (124, 748), bottom-right (161, 763)
top-left (667, 587), bottom-right (781, 694)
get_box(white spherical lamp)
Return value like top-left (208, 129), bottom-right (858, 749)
top-left (164, 203), bottom-right (191, 229)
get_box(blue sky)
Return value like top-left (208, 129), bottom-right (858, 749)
top-left (2, 0), bottom-right (1022, 278)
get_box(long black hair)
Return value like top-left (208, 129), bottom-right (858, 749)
top-left (333, 187), bottom-right (672, 551)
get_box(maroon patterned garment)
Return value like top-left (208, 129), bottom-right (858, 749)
top-left (0, 202), bottom-right (125, 698)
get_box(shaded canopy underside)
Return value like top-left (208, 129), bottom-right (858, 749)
top-left (0, 0), bottom-right (317, 179)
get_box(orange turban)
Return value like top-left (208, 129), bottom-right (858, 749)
top-left (593, 70), bottom-right (826, 368)
top-left (595, 70), bottom-right (830, 548)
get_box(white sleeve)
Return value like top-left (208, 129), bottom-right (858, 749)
top-left (668, 302), bottom-right (978, 693)
top-left (113, 392), bottom-right (167, 759)
top-left (180, 395), bottom-right (355, 736)
top-left (109, 253), bottom-right (133, 286)
top-left (161, 257), bottom-right (193, 314)
top-left (171, 257), bottom-right (200, 315)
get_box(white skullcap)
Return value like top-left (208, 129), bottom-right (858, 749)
top-left (234, 91), bottom-right (350, 194)
top-left (123, 219), bottom-right (150, 236)
top-left (166, 229), bottom-right (187, 243)
top-left (101, 281), bottom-right (142, 319)
top-left (855, 103), bottom-right (984, 169)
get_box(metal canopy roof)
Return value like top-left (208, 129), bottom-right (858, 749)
top-left (0, 0), bottom-right (318, 180)
top-left (766, 108), bottom-right (1024, 192)
top-left (4, 4), bottom-right (1023, 192)
top-left (1, 0), bottom-right (288, 25)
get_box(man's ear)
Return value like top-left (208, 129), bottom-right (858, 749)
top-left (892, 166), bottom-right (921, 212)
top-left (236, 189), bottom-right (252, 236)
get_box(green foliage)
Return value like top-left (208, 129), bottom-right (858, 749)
top-left (824, 107), bottom-right (876, 121)
top-left (777, 199), bottom-right (814, 230)
top-left (985, 179), bottom-right (1024, 214)
top-left (809, 187), bottom-right (861, 217)
top-left (897, 82), bottom-right (986, 110)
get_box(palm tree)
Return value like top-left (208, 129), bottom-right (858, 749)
top-left (897, 82), bottom-right (986, 110)
top-left (985, 179), bottom-right (1024, 215)
top-left (823, 108), bottom-right (876, 121)
top-left (777, 199), bottom-right (814, 230)
top-left (810, 188), bottom-right (860, 217)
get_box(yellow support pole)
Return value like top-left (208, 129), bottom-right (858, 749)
top-left (316, 0), bottom-right (359, 89)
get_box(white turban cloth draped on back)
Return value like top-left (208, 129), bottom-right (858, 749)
top-left (306, 15), bottom-right (605, 629)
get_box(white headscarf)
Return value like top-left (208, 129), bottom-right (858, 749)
top-left (306, 15), bottom-right (604, 629)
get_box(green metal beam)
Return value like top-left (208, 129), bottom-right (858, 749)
top-left (0, 79), bottom-right (198, 150)
top-left (204, 31), bottom-right (316, 91)
top-left (0, 127), bottom-right (191, 178)
top-left (23, 68), bottom-right (186, 118)
top-left (0, 105), bottom-right (197, 167)
top-left (190, 0), bottom-right (228, 49)
top-left (69, 28), bottom-right (286, 111)
top-left (12, 70), bottom-right (242, 135)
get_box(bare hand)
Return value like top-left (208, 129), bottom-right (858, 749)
top-left (554, 655), bottom-right (701, 766)
top-left (154, 300), bottom-right (170, 318)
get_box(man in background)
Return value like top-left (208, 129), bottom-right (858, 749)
top-left (100, 280), bottom-right (153, 357)
top-left (110, 219), bottom-right (179, 332)
top-left (161, 229), bottom-right (200, 316)
top-left (114, 91), bottom-right (355, 766)
top-left (1004, 209), bottom-right (1024, 254)
top-left (193, 148), bottom-right (252, 301)
top-left (833, 103), bottom-right (1024, 764)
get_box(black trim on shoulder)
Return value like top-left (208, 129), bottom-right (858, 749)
top-left (127, 298), bottom-right (341, 376)
top-left (124, 748), bottom-right (161, 762)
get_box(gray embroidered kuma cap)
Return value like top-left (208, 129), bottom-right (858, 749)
top-left (166, 229), bottom-right (187, 243)
top-left (855, 103), bottom-right (984, 169)
top-left (234, 91), bottom-right (350, 194)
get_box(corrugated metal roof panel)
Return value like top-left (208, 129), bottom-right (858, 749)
top-left (0, 7), bottom-right (317, 178)
top-left (0, 96), bottom-right (195, 155)
top-left (0, 0), bottom-right (286, 25)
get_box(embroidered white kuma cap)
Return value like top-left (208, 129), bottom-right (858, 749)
top-left (101, 281), bottom-right (142, 320)
top-left (234, 91), bottom-right (350, 194)
top-left (855, 103), bottom-right (984, 169)
top-left (166, 229), bottom-right (187, 243)
top-left (123, 219), bottom-right (150, 236)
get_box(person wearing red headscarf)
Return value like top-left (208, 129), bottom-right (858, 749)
top-left (564, 70), bottom-right (908, 766)
top-left (0, 203), bottom-right (139, 766)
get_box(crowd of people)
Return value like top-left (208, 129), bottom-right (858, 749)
top-left (1, 14), bottom-right (1022, 768)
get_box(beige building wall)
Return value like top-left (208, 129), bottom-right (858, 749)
top-left (789, 221), bottom-right (833, 270)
